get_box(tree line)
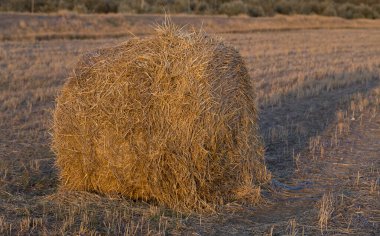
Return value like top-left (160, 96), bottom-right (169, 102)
top-left (1, 0), bottom-right (380, 19)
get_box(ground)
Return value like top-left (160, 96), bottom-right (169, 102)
top-left (0, 14), bottom-right (379, 235)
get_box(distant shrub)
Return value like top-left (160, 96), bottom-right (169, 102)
top-left (299, 2), bottom-right (326, 15)
top-left (196, 2), bottom-right (209, 14)
top-left (84, 0), bottom-right (118, 13)
top-left (5, 0), bottom-right (59, 12)
top-left (219, 1), bottom-right (247, 16)
top-left (73, 3), bottom-right (87, 14)
top-left (337, 3), bottom-right (359, 19)
top-left (337, 3), bottom-right (377, 19)
top-left (322, 3), bottom-right (337, 17)
top-left (356, 4), bottom-right (379, 19)
top-left (117, 2), bottom-right (135, 13)
top-left (7, 0), bottom-right (29, 12)
top-left (58, 0), bottom-right (75, 11)
top-left (374, 4), bottom-right (380, 15)
top-left (274, 0), bottom-right (294, 15)
top-left (245, 0), bottom-right (275, 16)
top-left (248, 5), bottom-right (265, 17)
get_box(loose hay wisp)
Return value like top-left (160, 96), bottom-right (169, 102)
top-left (52, 22), bottom-right (270, 212)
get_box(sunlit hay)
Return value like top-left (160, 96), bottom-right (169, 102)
top-left (52, 22), bottom-right (270, 212)
top-left (318, 192), bottom-right (334, 233)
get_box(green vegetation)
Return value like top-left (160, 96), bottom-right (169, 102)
top-left (0, 1), bottom-right (379, 19)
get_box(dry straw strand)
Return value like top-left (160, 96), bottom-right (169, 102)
top-left (52, 21), bottom-right (270, 212)
top-left (318, 192), bottom-right (334, 234)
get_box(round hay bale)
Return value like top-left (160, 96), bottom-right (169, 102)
top-left (52, 23), bottom-right (270, 212)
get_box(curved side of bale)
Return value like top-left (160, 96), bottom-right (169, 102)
top-left (52, 24), bottom-right (270, 212)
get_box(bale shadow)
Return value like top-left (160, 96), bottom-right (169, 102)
top-left (259, 68), bottom-right (380, 181)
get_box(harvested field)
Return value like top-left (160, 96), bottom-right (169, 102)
top-left (1, 13), bottom-right (380, 41)
top-left (0, 14), bottom-right (379, 235)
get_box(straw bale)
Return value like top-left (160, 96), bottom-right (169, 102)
top-left (52, 23), bottom-right (270, 212)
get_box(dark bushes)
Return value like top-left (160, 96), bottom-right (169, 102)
top-left (337, 3), bottom-right (378, 19)
top-left (274, 0), bottom-right (294, 15)
top-left (84, 0), bottom-right (118, 13)
top-left (219, 1), bottom-right (247, 16)
top-left (248, 5), bottom-right (265, 17)
top-left (0, 0), bottom-right (118, 13)
top-left (0, 0), bottom-right (379, 19)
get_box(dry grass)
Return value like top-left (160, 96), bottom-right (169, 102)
top-left (286, 218), bottom-right (298, 236)
top-left (318, 192), bottom-right (335, 234)
top-left (0, 14), bottom-right (379, 234)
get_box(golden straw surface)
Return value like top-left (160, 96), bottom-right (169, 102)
top-left (52, 22), bottom-right (270, 212)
